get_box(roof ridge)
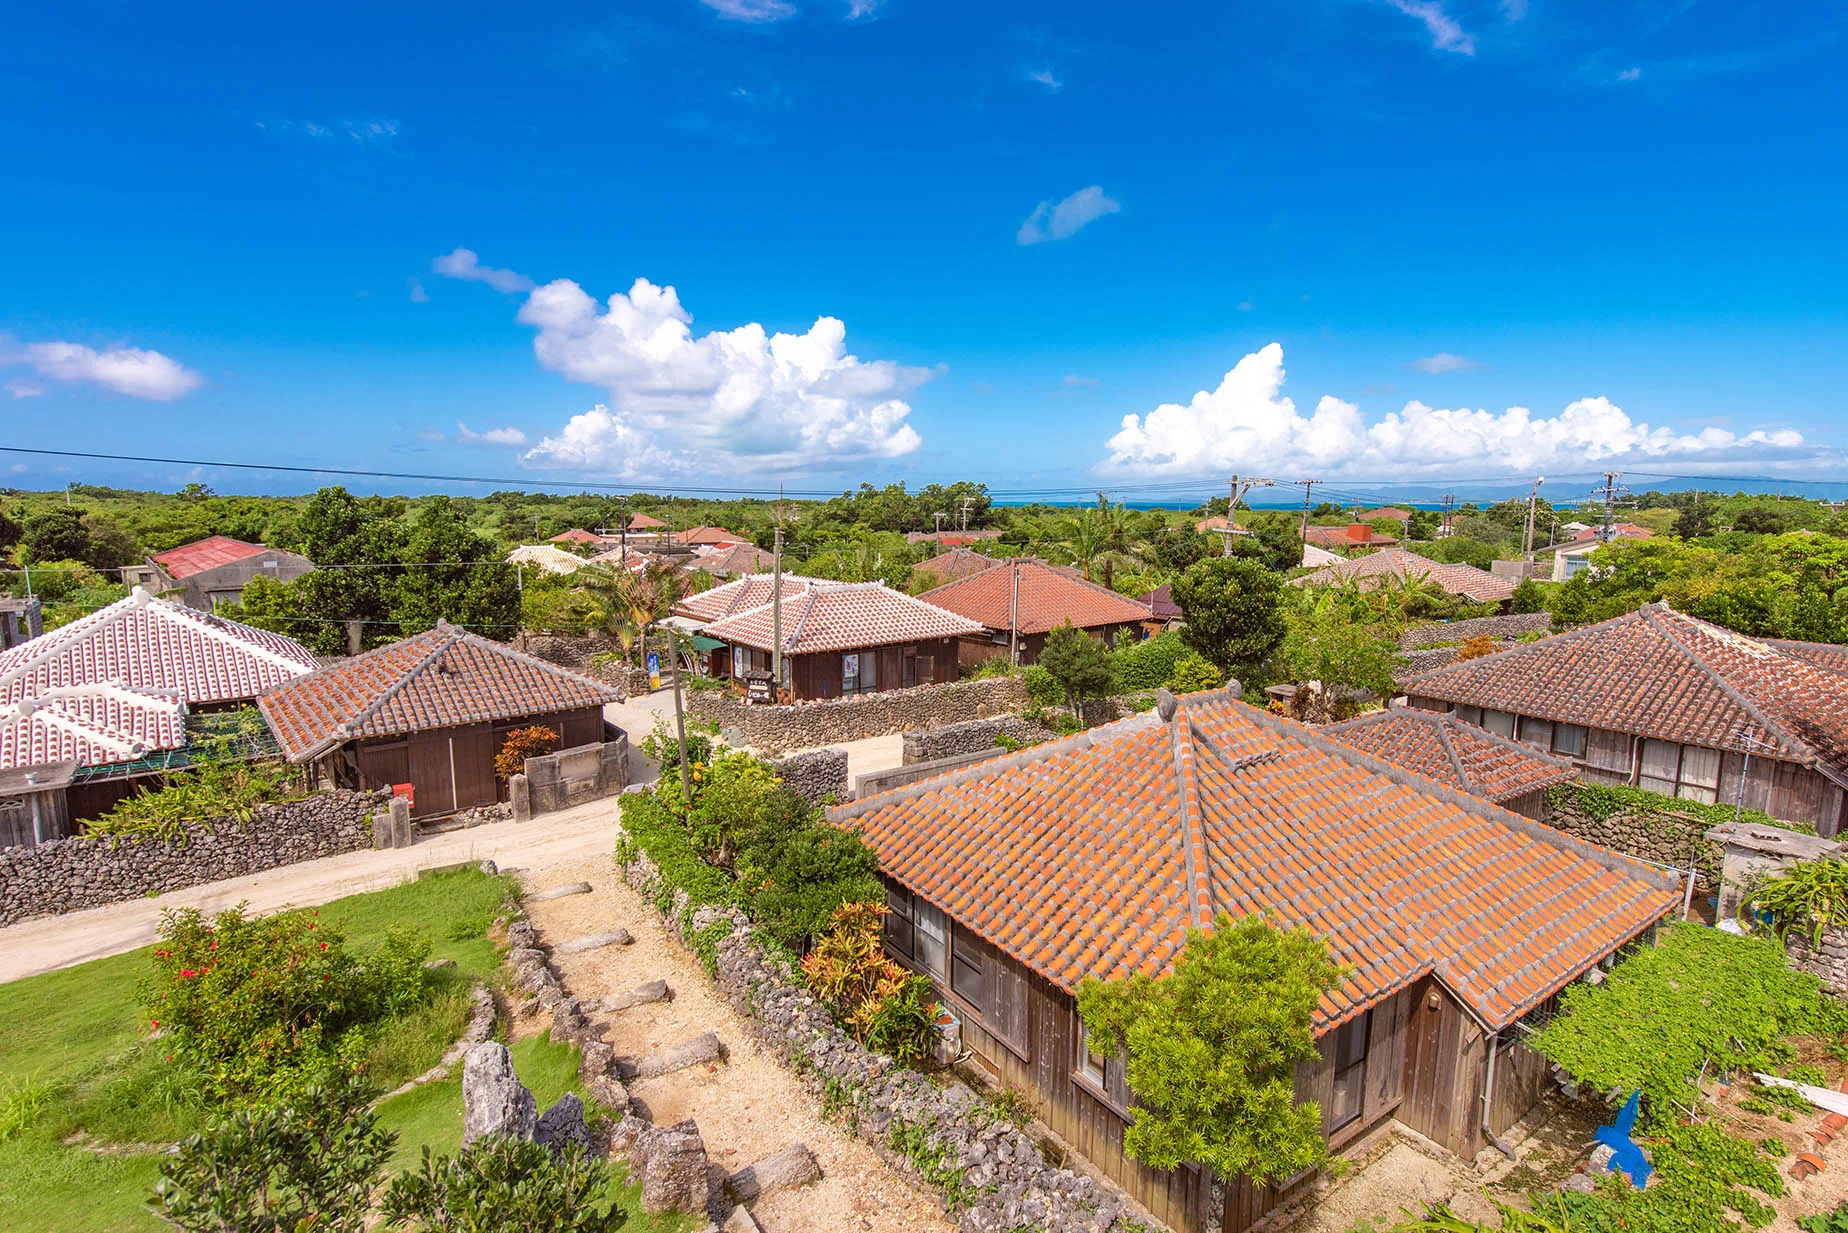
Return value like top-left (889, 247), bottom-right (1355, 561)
top-left (163, 603), bottom-right (318, 678)
top-left (1167, 716), bottom-right (1214, 930)
top-left (1642, 604), bottom-right (1814, 762)
top-left (335, 627), bottom-right (460, 740)
top-left (1441, 709), bottom-right (1577, 771)
top-left (1433, 717), bottom-right (1477, 794)
top-left (0, 590), bottom-right (147, 687)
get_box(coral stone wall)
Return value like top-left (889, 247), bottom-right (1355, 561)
top-left (1398, 612), bottom-right (1553, 649)
top-left (687, 677), bottom-right (1028, 755)
top-left (1785, 924), bottom-right (1848, 998)
top-left (766, 748), bottom-right (851, 806)
top-left (1545, 789), bottom-right (1719, 889)
top-left (901, 715), bottom-right (1058, 765)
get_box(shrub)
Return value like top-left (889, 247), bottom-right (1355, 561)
top-left (494, 726), bottom-right (559, 781)
top-left (736, 795), bottom-right (883, 949)
top-left (688, 752), bottom-right (785, 863)
top-left (1164, 652), bottom-right (1223, 693)
top-left (1112, 630), bottom-right (1188, 690)
top-left (1746, 858), bottom-right (1848, 943)
top-left (1454, 634), bottom-right (1496, 662)
top-left (639, 718), bottom-right (714, 799)
top-left (140, 904), bottom-right (431, 1103)
top-left (381, 1136), bottom-right (627, 1233)
top-left (1038, 623), bottom-right (1118, 723)
top-left (84, 757), bottom-right (303, 844)
top-left (614, 793), bottom-right (739, 914)
top-left (1509, 578), bottom-right (1553, 614)
top-left (151, 1073), bottom-right (395, 1233)
top-left (801, 902), bottom-right (937, 1066)
top-left (1022, 664), bottom-right (1062, 708)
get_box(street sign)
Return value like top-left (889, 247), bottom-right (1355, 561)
top-left (646, 650), bottom-right (661, 691)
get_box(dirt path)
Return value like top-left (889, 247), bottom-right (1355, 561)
top-left (518, 851), bottom-right (954, 1233)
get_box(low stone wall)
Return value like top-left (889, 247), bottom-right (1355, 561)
top-left (617, 849), bottom-right (1142, 1233)
top-left (688, 677), bottom-right (1029, 755)
top-left (524, 737), bottom-right (629, 815)
top-left (1785, 923), bottom-right (1848, 998)
top-left (1399, 611), bottom-right (1552, 649)
top-left (0, 789), bottom-right (384, 927)
top-left (901, 715), bottom-right (1058, 765)
top-left (767, 748), bottom-right (850, 806)
top-left (1545, 788), bottom-right (1719, 888)
top-left (516, 634), bottom-right (631, 691)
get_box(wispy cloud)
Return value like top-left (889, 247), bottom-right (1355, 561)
top-left (700, 0), bottom-right (797, 22)
top-left (1500, 0), bottom-right (1527, 20)
top-left (1384, 0), bottom-right (1475, 55)
top-left (1027, 67), bottom-right (1063, 92)
top-left (456, 421), bottom-right (529, 446)
top-left (1617, 65), bottom-right (1643, 81)
top-left (408, 278), bottom-right (430, 303)
top-left (432, 248), bottom-right (535, 294)
top-left (1, 337), bottom-right (204, 401)
top-left (1412, 352), bottom-right (1481, 374)
top-left (1063, 374), bottom-right (1100, 388)
top-left (846, 0), bottom-right (883, 17)
top-left (256, 118), bottom-right (401, 146)
top-left (1017, 185), bottom-right (1121, 246)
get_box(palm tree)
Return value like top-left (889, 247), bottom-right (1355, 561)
top-left (580, 560), bottom-right (685, 664)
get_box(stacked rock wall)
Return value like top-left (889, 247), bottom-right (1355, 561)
top-left (688, 677), bottom-right (1028, 755)
top-left (1785, 924), bottom-right (1848, 998)
top-left (1399, 611), bottom-right (1552, 649)
top-left (1545, 790), bottom-right (1719, 888)
top-left (902, 716), bottom-right (1058, 765)
top-left (0, 789), bottom-right (384, 927)
top-left (766, 748), bottom-right (850, 806)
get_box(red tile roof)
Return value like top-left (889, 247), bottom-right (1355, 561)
top-left (1305, 524), bottom-right (1400, 548)
top-left (919, 559), bottom-right (1153, 636)
top-left (675, 526), bottom-right (745, 547)
top-left (1195, 516), bottom-right (1230, 533)
top-left (701, 582), bottom-right (984, 656)
top-left (1290, 548), bottom-right (1515, 604)
top-left (1325, 707), bottom-right (1576, 804)
top-left (914, 547), bottom-right (1003, 584)
top-left (0, 588), bottom-right (319, 771)
top-left (694, 542), bottom-right (775, 577)
top-left (838, 691), bottom-right (1675, 1029)
top-left (257, 622), bottom-right (621, 761)
top-left (1769, 640), bottom-right (1848, 680)
top-left (1356, 507), bottom-right (1413, 522)
top-left (1535, 524), bottom-right (1653, 555)
top-left (150, 535), bottom-right (270, 579)
top-left (675, 574), bottom-right (822, 624)
top-left (549, 528), bottom-right (603, 545)
top-left (626, 513), bottom-right (667, 530)
top-left (1140, 584), bottom-right (1182, 622)
top-left (1404, 603), bottom-right (1848, 785)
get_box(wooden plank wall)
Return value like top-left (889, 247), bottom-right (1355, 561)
top-left (1487, 1037), bottom-right (1551, 1137)
top-left (1397, 977), bottom-right (1487, 1158)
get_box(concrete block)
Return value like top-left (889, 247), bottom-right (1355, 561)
top-left (509, 773), bottom-right (532, 823)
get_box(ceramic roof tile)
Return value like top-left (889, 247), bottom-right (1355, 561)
top-left (257, 622), bottom-right (621, 760)
top-left (0, 682), bottom-right (187, 771)
top-left (1404, 603), bottom-right (1848, 783)
top-left (1325, 707), bottom-right (1576, 804)
top-left (914, 547), bottom-right (1004, 583)
top-left (674, 574), bottom-right (822, 624)
top-left (694, 542), bottom-right (775, 576)
top-left (918, 559), bottom-right (1153, 636)
top-left (1290, 548), bottom-right (1515, 604)
top-left (836, 691), bottom-right (1677, 1030)
top-left (150, 536), bottom-right (271, 578)
top-left (700, 582), bottom-right (985, 656)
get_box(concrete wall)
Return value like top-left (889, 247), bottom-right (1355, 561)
top-left (171, 549), bottom-right (315, 611)
top-left (522, 737), bottom-right (628, 815)
top-left (0, 789), bottom-right (384, 926)
top-left (686, 676), bottom-right (1029, 755)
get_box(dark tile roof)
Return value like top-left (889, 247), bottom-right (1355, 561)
top-left (1403, 603), bottom-right (1848, 785)
top-left (914, 547), bottom-right (1003, 583)
top-left (1140, 584), bottom-right (1182, 622)
top-left (1325, 707), bottom-right (1576, 804)
top-left (674, 574), bottom-right (822, 624)
top-left (919, 559), bottom-right (1153, 636)
top-left (257, 622), bottom-right (621, 761)
top-left (836, 691), bottom-right (1676, 1030)
top-left (1290, 548), bottom-right (1515, 604)
top-left (1767, 640), bottom-right (1848, 680)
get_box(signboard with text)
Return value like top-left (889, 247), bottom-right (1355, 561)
top-left (646, 651), bottom-right (661, 691)
top-left (743, 670), bottom-right (774, 704)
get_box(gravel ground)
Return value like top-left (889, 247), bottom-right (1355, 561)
top-left (518, 853), bottom-right (955, 1233)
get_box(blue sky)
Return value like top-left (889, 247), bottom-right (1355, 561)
top-left (2, 0), bottom-right (1845, 500)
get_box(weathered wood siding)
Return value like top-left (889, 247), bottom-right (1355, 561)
top-left (1398, 977), bottom-right (1489, 1158)
top-left (776, 637), bottom-right (961, 701)
top-left (347, 706), bottom-right (604, 818)
top-left (1486, 1037), bottom-right (1552, 1138)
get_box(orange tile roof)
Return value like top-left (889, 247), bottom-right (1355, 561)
top-left (694, 542), bottom-right (775, 577)
top-left (836, 691), bottom-right (1677, 1029)
top-left (258, 622), bottom-right (620, 760)
top-left (1290, 548), bottom-right (1514, 604)
top-left (1770, 639), bottom-right (1848, 680)
top-left (674, 573), bottom-right (822, 624)
top-left (675, 526), bottom-right (745, 546)
top-left (1325, 707), bottom-right (1576, 804)
top-left (548, 528), bottom-right (603, 545)
top-left (150, 535), bottom-right (271, 578)
top-left (701, 582), bottom-right (984, 656)
top-left (1535, 524), bottom-right (1652, 555)
top-left (919, 559), bottom-right (1153, 636)
top-left (1404, 603), bottom-right (1848, 784)
top-left (626, 512), bottom-right (667, 530)
top-left (1305, 524), bottom-right (1400, 548)
top-left (914, 547), bottom-right (1003, 583)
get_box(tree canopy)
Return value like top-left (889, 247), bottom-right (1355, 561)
top-left (1170, 556), bottom-right (1287, 678)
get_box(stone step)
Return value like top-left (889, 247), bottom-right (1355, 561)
top-left (595, 980), bottom-right (671, 1013)
top-left (556, 929), bottom-right (634, 954)
top-left (529, 882), bottom-right (593, 901)
top-left (619, 1031), bottom-right (725, 1080)
top-left (726, 1142), bottom-right (821, 1204)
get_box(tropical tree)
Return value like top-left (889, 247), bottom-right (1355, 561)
top-left (580, 560), bottom-right (684, 663)
top-left (1170, 557), bottom-right (1288, 679)
top-left (1038, 622), bottom-right (1117, 723)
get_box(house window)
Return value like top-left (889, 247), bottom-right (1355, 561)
top-left (1518, 717), bottom-right (1553, 750)
top-left (883, 886), bottom-right (914, 960)
top-left (1455, 705), bottom-right (1483, 726)
top-left (916, 901), bottom-right (947, 981)
top-left (1553, 724), bottom-right (1588, 758)
top-left (1639, 739), bottom-right (1681, 795)
top-left (842, 653), bottom-right (860, 694)
top-left (1078, 1023), bottom-right (1107, 1089)
top-left (842, 652), bottom-right (878, 695)
top-left (1639, 741), bottom-right (1723, 803)
top-left (1482, 710), bottom-right (1516, 738)
top-left (1328, 1010), bottom-right (1371, 1131)
top-left (951, 925), bottom-right (985, 1012)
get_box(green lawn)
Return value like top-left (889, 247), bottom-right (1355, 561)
top-left (0, 867), bottom-right (692, 1233)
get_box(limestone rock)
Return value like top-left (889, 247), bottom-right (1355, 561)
top-left (461, 1042), bottom-right (536, 1145)
top-left (529, 882), bottom-right (592, 901)
top-left (636, 1121), bottom-right (710, 1214)
top-left (619, 1031), bottom-right (724, 1080)
top-left (598, 980), bottom-right (671, 1013)
top-left (722, 1206), bottom-right (763, 1233)
top-left (556, 929), bottom-right (634, 954)
top-left (580, 1040), bottom-right (616, 1084)
top-left (727, 1142), bottom-right (821, 1204)
top-left (534, 1092), bottom-right (591, 1157)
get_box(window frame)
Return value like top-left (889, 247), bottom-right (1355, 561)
top-left (1552, 723), bottom-right (1588, 759)
top-left (950, 925), bottom-right (985, 1014)
top-left (1328, 1009), bottom-right (1372, 1132)
top-left (883, 885), bottom-right (915, 961)
top-left (914, 899), bottom-right (948, 982)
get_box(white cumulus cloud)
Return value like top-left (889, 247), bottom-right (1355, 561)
top-left (1100, 342), bottom-right (1809, 478)
top-left (1385, 0), bottom-right (1475, 54)
top-left (1017, 185), bottom-right (1121, 246)
top-left (510, 273), bottom-right (926, 477)
top-left (456, 422), bottom-right (528, 446)
top-left (2, 338), bottom-right (204, 401)
top-left (432, 248), bottom-right (535, 294)
top-left (1412, 352), bottom-right (1480, 374)
top-left (701, 0), bottom-right (797, 21)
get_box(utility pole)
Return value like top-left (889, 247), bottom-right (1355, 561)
top-left (959, 496), bottom-right (976, 533)
top-left (1292, 479), bottom-right (1317, 542)
top-left (771, 484), bottom-right (785, 695)
top-left (1522, 476), bottom-right (1546, 560)
top-left (933, 511), bottom-right (947, 535)
top-left (658, 623), bottom-right (692, 804)
top-left (1441, 493), bottom-right (1456, 539)
top-left (532, 514), bottom-right (541, 541)
top-left (1009, 559), bottom-right (1021, 667)
top-left (618, 495), bottom-right (628, 561)
top-left (1592, 471), bottom-right (1631, 542)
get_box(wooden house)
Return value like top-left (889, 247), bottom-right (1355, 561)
top-left (0, 587), bottom-right (320, 828)
top-left (257, 621), bottom-right (621, 819)
top-left (834, 689), bottom-right (1676, 1233)
top-left (1324, 705), bottom-right (1576, 819)
top-left (699, 581), bottom-right (985, 702)
top-left (1404, 603), bottom-right (1848, 834)
top-left (919, 559), bottom-right (1154, 668)
top-left (1289, 548), bottom-right (1515, 607)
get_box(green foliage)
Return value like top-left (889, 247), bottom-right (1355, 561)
top-left (1549, 1121), bottom-right (1785, 1232)
top-left (139, 904), bottom-right (432, 1104)
top-left (1745, 857), bottom-right (1848, 943)
top-left (639, 719), bottom-right (714, 791)
top-left (392, 495), bottom-right (522, 640)
top-left (800, 902), bottom-right (938, 1066)
top-left (735, 792), bottom-right (882, 950)
top-left (1510, 578), bottom-right (1554, 614)
top-left (1076, 912), bottom-right (1341, 1182)
top-left (1272, 595), bottom-right (1404, 713)
top-left (20, 507), bottom-right (93, 563)
top-left (1551, 780), bottom-right (1798, 834)
top-left (687, 751), bottom-right (785, 861)
top-left (1021, 663), bottom-right (1062, 707)
top-left (1533, 922), bottom-right (1848, 1127)
top-left (1170, 556), bottom-right (1288, 677)
top-left (520, 573), bottom-right (602, 634)
top-left (1038, 622), bottom-right (1117, 722)
top-left (83, 757), bottom-right (304, 843)
top-left (151, 1073), bottom-right (396, 1233)
top-left (1802, 1205), bottom-right (1848, 1233)
top-left (381, 1137), bottom-right (629, 1233)
top-left (1112, 629), bottom-right (1188, 690)
top-left (969, 657), bottom-right (1020, 680)
top-left (614, 793), bottom-right (740, 915)
top-left (889, 1119), bottom-right (985, 1211)
top-left (494, 726), bottom-right (559, 781)
top-left (1165, 652), bottom-right (1224, 693)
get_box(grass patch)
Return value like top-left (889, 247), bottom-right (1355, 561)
top-left (0, 866), bottom-right (519, 1233)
